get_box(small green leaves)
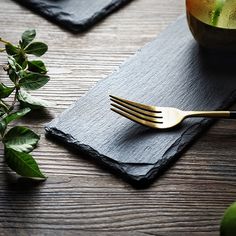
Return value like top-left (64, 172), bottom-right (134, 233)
top-left (0, 83), bottom-right (15, 98)
top-left (19, 72), bottom-right (49, 90)
top-left (28, 60), bottom-right (47, 74)
top-left (2, 108), bottom-right (30, 125)
top-left (0, 111), bottom-right (4, 118)
top-left (8, 68), bottom-right (17, 83)
top-left (0, 102), bottom-right (8, 112)
top-left (25, 42), bottom-right (48, 57)
top-left (0, 107), bottom-right (31, 135)
top-left (0, 119), bottom-right (6, 136)
top-left (220, 202), bottom-right (236, 236)
top-left (20, 29), bottom-right (36, 49)
top-left (17, 90), bottom-right (49, 109)
top-left (8, 56), bottom-right (17, 70)
top-left (3, 126), bottom-right (40, 153)
top-left (0, 107), bottom-right (5, 117)
top-left (0, 29), bottom-right (48, 180)
top-left (5, 43), bottom-right (19, 55)
top-left (5, 148), bottom-right (46, 179)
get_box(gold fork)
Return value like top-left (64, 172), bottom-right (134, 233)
top-left (110, 95), bottom-right (236, 129)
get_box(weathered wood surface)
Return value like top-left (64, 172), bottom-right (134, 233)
top-left (0, 0), bottom-right (236, 235)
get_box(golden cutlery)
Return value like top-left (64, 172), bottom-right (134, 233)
top-left (110, 95), bottom-right (235, 129)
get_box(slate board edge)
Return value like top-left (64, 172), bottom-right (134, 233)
top-left (45, 126), bottom-right (143, 184)
top-left (14, 0), bottom-right (133, 32)
top-left (46, 84), bottom-right (236, 185)
top-left (45, 119), bottom-right (209, 184)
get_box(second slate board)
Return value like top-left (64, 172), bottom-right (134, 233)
top-left (46, 16), bottom-right (236, 185)
top-left (14, 0), bottom-right (132, 32)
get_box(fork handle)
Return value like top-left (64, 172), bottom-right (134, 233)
top-left (230, 111), bottom-right (236, 118)
top-left (184, 111), bottom-right (234, 119)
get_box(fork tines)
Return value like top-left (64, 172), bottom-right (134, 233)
top-left (109, 95), bottom-right (163, 127)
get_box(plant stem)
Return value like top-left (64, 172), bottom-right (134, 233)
top-left (0, 48), bottom-right (5, 53)
top-left (0, 38), bottom-right (10, 45)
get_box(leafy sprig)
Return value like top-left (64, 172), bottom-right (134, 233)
top-left (0, 29), bottom-right (49, 179)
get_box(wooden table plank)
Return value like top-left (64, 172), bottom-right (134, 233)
top-left (0, 0), bottom-right (236, 235)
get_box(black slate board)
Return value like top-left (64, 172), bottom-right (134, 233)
top-left (14, 0), bottom-right (132, 32)
top-left (46, 16), bottom-right (236, 185)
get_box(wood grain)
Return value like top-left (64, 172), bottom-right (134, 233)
top-left (0, 0), bottom-right (236, 235)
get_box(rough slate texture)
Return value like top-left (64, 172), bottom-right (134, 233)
top-left (14, 0), bottom-right (132, 32)
top-left (46, 16), bottom-right (236, 185)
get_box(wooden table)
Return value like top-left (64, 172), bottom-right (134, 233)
top-left (1, 0), bottom-right (236, 235)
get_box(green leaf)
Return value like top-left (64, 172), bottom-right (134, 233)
top-left (0, 120), bottom-right (6, 136)
top-left (8, 56), bottom-right (23, 72)
top-left (0, 83), bottom-right (15, 98)
top-left (20, 29), bottom-right (36, 49)
top-left (220, 202), bottom-right (236, 236)
top-left (8, 56), bottom-right (17, 70)
top-left (3, 108), bottom-right (31, 125)
top-left (3, 126), bottom-right (40, 153)
top-left (14, 52), bottom-right (26, 65)
top-left (0, 101), bottom-right (9, 113)
top-left (17, 70), bottom-right (27, 79)
top-left (17, 90), bottom-right (49, 109)
top-left (22, 61), bottom-right (28, 70)
top-left (28, 60), bottom-right (47, 74)
top-left (8, 68), bottom-right (17, 83)
top-left (0, 107), bottom-right (5, 117)
top-left (19, 72), bottom-right (49, 90)
top-left (5, 43), bottom-right (19, 56)
top-left (0, 106), bottom-right (9, 133)
top-left (0, 108), bottom-right (31, 137)
top-left (4, 147), bottom-right (46, 179)
top-left (25, 42), bottom-right (48, 57)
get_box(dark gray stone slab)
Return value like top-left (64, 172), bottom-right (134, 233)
top-left (45, 16), bottom-right (236, 185)
top-left (14, 0), bottom-right (132, 32)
